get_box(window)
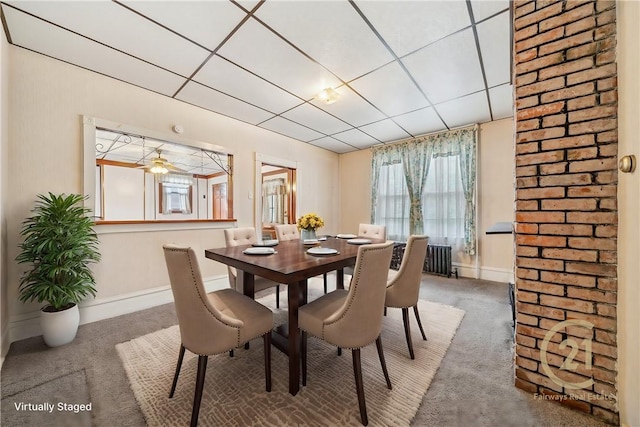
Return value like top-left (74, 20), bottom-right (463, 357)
top-left (374, 161), bottom-right (409, 241)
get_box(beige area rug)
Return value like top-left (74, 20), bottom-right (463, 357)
top-left (116, 285), bottom-right (465, 426)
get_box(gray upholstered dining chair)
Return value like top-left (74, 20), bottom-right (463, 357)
top-left (298, 241), bottom-right (394, 426)
top-left (385, 235), bottom-right (429, 359)
top-left (224, 227), bottom-right (282, 308)
top-left (163, 244), bottom-right (273, 427)
top-left (274, 224), bottom-right (329, 294)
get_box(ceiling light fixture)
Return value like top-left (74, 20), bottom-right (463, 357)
top-left (150, 164), bottom-right (169, 174)
top-left (317, 87), bottom-right (340, 104)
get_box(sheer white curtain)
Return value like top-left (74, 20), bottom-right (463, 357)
top-left (374, 161), bottom-right (410, 241)
top-left (422, 154), bottom-right (465, 253)
top-left (262, 178), bottom-right (286, 224)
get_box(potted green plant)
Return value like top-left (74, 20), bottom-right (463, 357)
top-left (16, 193), bottom-right (100, 347)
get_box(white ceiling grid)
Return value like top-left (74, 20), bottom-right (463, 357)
top-left (1, 0), bottom-right (513, 154)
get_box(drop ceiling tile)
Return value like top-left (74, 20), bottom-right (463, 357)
top-left (402, 28), bottom-right (485, 104)
top-left (477, 11), bottom-right (511, 88)
top-left (282, 103), bottom-right (351, 135)
top-left (359, 119), bottom-right (410, 143)
top-left (350, 61), bottom-right (428, 117)
top-left (122, 1), bottom-right (247, 51)
top-left (308, 137), bottom-right (355, 154)
top-left (489, 84), bottom-right (514, 120)
top-left (4, 7), bottom-right (185, 96)
top-left (392, 107), bottom-right (446, 137)
top-left (332, 128), bottom-right (378, 149)
top-left (354, 0), bottom-right (470, 58)
top-left (471, 0), bottom-right (510, 22)
top-left (218, 18), bottom-right (340, 100)
top-left (176, 81), bottom-right (274, 125)
top-left (235, 1), bottom-right (261, 13)
top-left (6, 1), bottom-right (210, 77)
top-left (436, 91), bottom-right (491, 128)
top-left (310, 86), bottom-right (385, 127)
top-left (259, 117), bottom-right (324, 142)
top-left (193, 55), bottom-right (302, 114)
top-left (256, 1), bottom-right (393, 82)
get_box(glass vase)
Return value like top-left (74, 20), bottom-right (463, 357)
top-left (301, 228), bottom-right (317, 240)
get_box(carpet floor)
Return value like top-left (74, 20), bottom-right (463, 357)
top-left (116, 296), bottom-right (464, 426)
top-left (1, 273), bottom-right (609, 427)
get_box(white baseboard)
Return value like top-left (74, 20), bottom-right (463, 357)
top-left (7, 275), bottom-right (229, 345)
top-left (453, 263), bottom-right (513, 283)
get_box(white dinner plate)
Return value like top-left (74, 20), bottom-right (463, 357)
top-left (242, 247), bottom-right (276, 255)
top-left (336, 233), bottom-right (357, 239)
top-left (303, 239), bottom-right (320, 245)
top-left (252, 239), bottom-right (279, 247)
top-left (307, 247), bottom-right (339, 255)
top-left (347, 238), bottom-right (372, 245)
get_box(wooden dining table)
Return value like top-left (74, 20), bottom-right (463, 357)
top-left (204, 236), bottom-right (382, 396)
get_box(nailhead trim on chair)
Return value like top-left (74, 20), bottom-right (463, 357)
top-left (165, 246), bottom-right (268, 353)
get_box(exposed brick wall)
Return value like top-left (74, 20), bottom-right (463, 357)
top-left (513, 1), bottom-right (618, 424)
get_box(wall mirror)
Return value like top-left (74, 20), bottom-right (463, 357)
top-left (254, 154), bottom-right (298, 239)
top-left (84, 117), bottom-right (233, 223)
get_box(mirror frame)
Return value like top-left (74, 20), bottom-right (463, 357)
top-left (83, 116), bottom-right (235, 223)
top-left (254, 152), bottom-right (299, 237)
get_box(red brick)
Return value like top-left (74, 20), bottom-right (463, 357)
top-left (517, 177), bottom-right (539, 189)
top-left (517, 119), bottom-right (541, 132)
top-left (515, 47), bottom-right (539, 64)
top-left (567, 185), bottom-right (616, 198)
top-left (515, 25), bottom-right (540, 43)
top-left (515, 2), bottom-right (535, 18)
top-left (566, 262), bottom-right (617, 277)
top-left (518, 268), bottom-right (540, 280)
top-left (569, 105), bottom-right (617, 123)
top-left (516, 333), bottom-right (538, 348)
top-left (591, 341), bottom-right (618, 358)
top-left (596, 304), bottom-right (616, 317)
top-left (542, 248), bottom-right (598, 262)
top-left (598, 143), bottom-right (618, 158)
top-left (517, 245), bottom-right (540, 257)
top-left (515, 222), bottom-right (539, 234)
top-left (538, 173), bottom-right (592, 186)
top-left (566, 311), bottom-right (617, 332)
top-left (517, 301), bottom-right (566, 320)
top-left (517, 77), bottom-right (565, 98)
top-left (540, 271), bottom-right (596, 287)
top-left (569, 237), bottom-right (616, 251)
top-left (516, 53), bottom-right (565, 76)
top-left (599, 199), bottom-right (617, 210)
top-left (540, 82), bottom-right (594, 103)
top-left (595, 23), bottom-right (616, 41)
top-left (567, 212), bottom-right (617, 225)
top-left (517, 102), bottom-right (565, 120)
top-left (517, 234), bottom-right (566, 247)
top-left (517, 257), bottom-right (564, 271)
top-left (567, 42), bottom-right (597, 60)
top-left (538, 57), bottom-right (593, 81)
top-left (539, 3), bottom-right (594, 32)
top-left (516, 355), bottom-right (539, 371)
top-left (568, 158), bottom-right (617, 173)
top-left (539, 31), bottom-right (594, 56)
top-left (599, 251), bottom-right (616, 264)
top-left (567, 63), bottom-right (617, 86)
top-left (596, 49), bottom-right (616, 66)
top-left (595, 170), bottom-right (617, 184)
top-left (516, 165), bottom-right (538, 177)
top-left (541, 198), bottom-right (597, 211)
top-left (516, 211), bottom-right (565, 223)
top-left (516, 141), bottom-right (539, 154)
top-left (596, 8), bottom-right (616, 26)
top-left (593, 381), bottom-right (616, 396)
top-left (567, 94), bottom-right (597, 111)
top-left (517, 127), bottom-right (566, 143)
top-left (567, 147), bottom-right (597, 160)
top-left (516, 94), bottom-right (539, 109)
top-left (592, 408), bottom-right (620, 425)
top-left (593, 354), bottom-right (616, 370)
top-left (597, 278), bottom-right (618, 292)
top-left (518, 279), bottom-right (565, 296)
top-left (518, 187), bottom-right (565, 199)
top-left (600, 89), bottom-right (617, 105)
top-left (539, 224), bottom-right (592, 236)
top-left (518, 290), bottom-right (540, 303)
top-left (595, 225), bottom-right (616, 238)
top-left (567, 288), bottom-right (616, 305)
top-left (542, 114), bottom-right (567, 128)
top-left (517, 200), bottom-right (539, 211)
top-left (569, 118), bottom-right (617, 134)
top-left (597, 76), bottom-right (617, 92)
top-left (518, 313), bottom-right (539, 327)
top-left (597, 130), bottom-right (618, 143)
top-left (539, 163), bottom-right (567, 176)
top-left (516, 26), bottom-right (564, 50)
top-left (516, 368), bottom-right (563, 393)
top-left (517, 151), bottom-right (565, 166)
top-left (566, 17), bottom-right (596, 36)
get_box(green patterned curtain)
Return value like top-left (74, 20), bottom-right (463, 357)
top-left (400, 139), bottom-right (433, 235)
top-left (456, 128), bottom-right (477, 255)
top-left (370, 144), bottom-right (402, 223)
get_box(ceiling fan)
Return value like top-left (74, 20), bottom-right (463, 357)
top-left (137, 149), bottom-right (185, 174)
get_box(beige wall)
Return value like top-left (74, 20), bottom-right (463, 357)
top-left (338, 119), bottom-right (516, 278)
top-left (1, 13), bottom-right (9, 360)
top-left (616, 1), bottom-right (640, 426)
top-left (6, 47), bottom-right (339, 318)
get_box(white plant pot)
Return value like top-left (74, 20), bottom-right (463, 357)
top-left (40, 304), bottom-right (80, 347)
